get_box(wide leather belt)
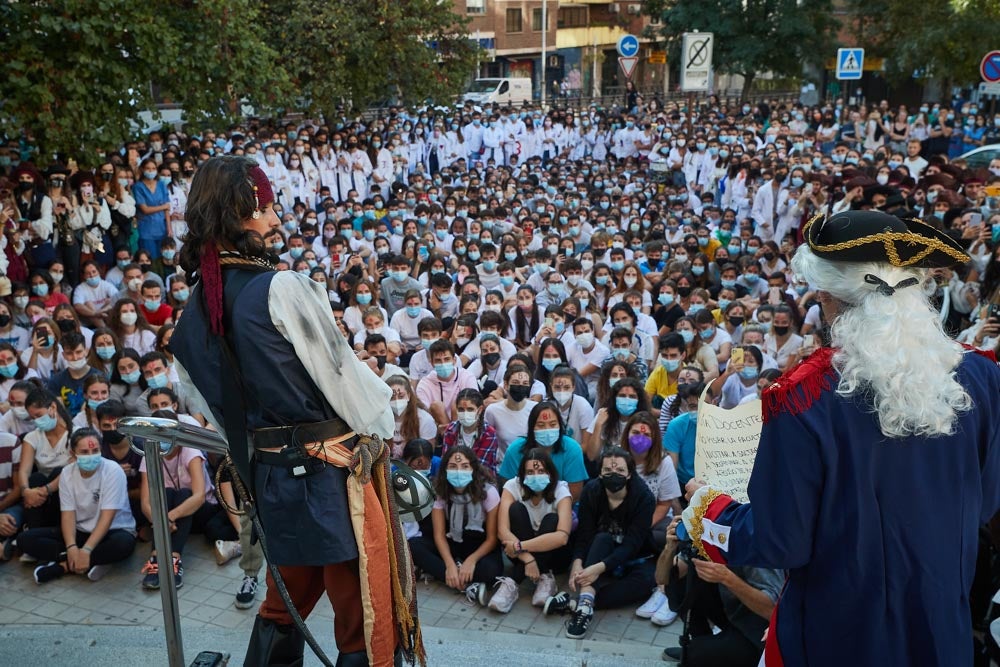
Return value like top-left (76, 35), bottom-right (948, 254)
top-left (251, 417), bottom-right (353, 450)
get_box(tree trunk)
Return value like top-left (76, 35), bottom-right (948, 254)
top-left (740, 72), bottom-right (756, 103)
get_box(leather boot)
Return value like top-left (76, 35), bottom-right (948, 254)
top-left (334, 651), bottom-right (369, 667)
top-left (243, 616), bottom-right (305, 667)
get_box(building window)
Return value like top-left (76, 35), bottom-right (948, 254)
top-left (466, 0), bottom-right (485, 14)
top-left (532, 8), bottom-right (544, 31)
top-left (506, 8), bottom-right (523, 33)
top-left (557, 7), bottom-right (587, 28)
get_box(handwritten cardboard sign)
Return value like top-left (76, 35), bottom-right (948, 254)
top-left (694, 389), bottom-right (762, 504)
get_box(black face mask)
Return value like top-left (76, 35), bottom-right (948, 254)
top-left (773, 325), bottom-right (790, 336)
top-left (508, 385), bottom-right (530, 402)
top-left (375, 355), bottom-right (387, 370)
top-left (18, 181), bottom-right (33, 192)
top-left (139, 263), bottom-right (152, 273)
top-left (728, 316), bottom-right (744, 328)
top-left (482, 352), bottom-right (501, 367)
top-left (101, 429), bottom-right (125, 445)
top-left (677, 286), bottom-right (692, 298)
top-left (57, 319), bottom-right (76, 333)
top-left (0, 314), bottom-right (11, 328)
top-left (600, 472), bottom-right (628, 493)
top-left (100, 172), bottom-right (114, 182)
top-left (763, 252), bottom-right (775, 261)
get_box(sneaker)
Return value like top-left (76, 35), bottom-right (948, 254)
top-left (542, 590), bottom-right (576, 616)
top-left (172, 557), bottom-right (184, 589)
top-left (141, 556), bottom-right (160, 590)
top-left (86, 564), bottom-right (112, 582)
top-left (565, 607), bottom-right (593, 639)
top-left (636, 587), bottom-right (668, 619)
top-left (235, 575), bottom-right (258, 609)
top-left (531, 573), bottom-right (556, 607)
top-left (214, 539), bottom-right (241, 566)
top-left (464, 582), bottom-right (488, 606)
top-left (662, 646), bottom-right (682, 661)
top-left (19, 552), bottom-right (37, 564)
top-left (651, 601), bottom-right (678, 627)
top-left (487, 576), bottom-right (519, 613)
top-left (33, 561), bottom-right (64, 584)
top-left (1, 537), bottom-right (15, 562)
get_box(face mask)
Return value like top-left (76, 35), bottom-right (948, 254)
top-left (447, 469), bottom-right (474, 489)
top-left (434, 363), bottom-right (455, 379)
top-left (91, 344), bottom-right (117, 361)
top-left (143, 171), bottom-right (158, 181)
top-left (600, 472), bottom-right (628, 493)
top-left (691, 265), bottom-right (705, 277)
top-left (678, 329), bottom-right (695, 344)
top-left (101, 428), bottom-right (125, 445)
top-left (76, 453), bottom-right (102, 473)
top-left (0, 361), bottom-right (16, 378)
top-left (121, 369), bottom-right (141, 384)
top-left (773, 325), bottom-right (790, 336)
top-left (405, 305), bottom-right (421, 318)
top-left (86, 397), bottom-right (108, 411)
top-left (34, 413), bottom-right (57, 432)
top-left (147, 372), bottom-right (168, 389)
top-left (390, 398), bottom-right (409, 416)
top-left (120, 311), bottom-right (138, 326)
top-left (739, 366), bottom-right (759, 381)
top-left (575, 329), bottom-right (598, 348)
top-left (628, 433), bottom-right (653, 455)
top-left (534, 428), bottom-right (560, 447)
top-left (541, 357), bottom-right (561, 372)
top-left (660, 358), bottom-right (681, 372)
top-left (57, 319), bottom-right (76, 334)
top-left (523, 474), bottom-right (551, 492)
top-left (32, 284), bottom-right (49, 297)
top-left (67, 358), bottom-right (88, 371)
top-left (508, 385), bottom-right (530, 402)
top-left (744, 273), bottom-right (760, 284)
top-left (615, 396), bottom-right (638, 416)
top-left (456, 410), bottom-right (479, 428)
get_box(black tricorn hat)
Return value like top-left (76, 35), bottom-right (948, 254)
top-left (803, 210), bottom-right (969, 268)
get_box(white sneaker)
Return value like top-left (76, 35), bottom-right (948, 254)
top-left (636, 587), bottom-right (668, 619)
top-left (464, 582), bottom-right (488, 606)
top-left (87, 564), bottom-right (112, 582)
top-left (214, 539), bottom-right (241, 566)
top-left (19, 552), bottom-right (37, 564)
top-left (531, 573), bottom-right (557, 607)
top-left (487, 576), bottom-right (519, 613)
top-left (651, 601), bottom-right (679, 626)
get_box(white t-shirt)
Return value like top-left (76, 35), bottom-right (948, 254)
top-left (433, 483), bottom-right (501, 514)
top-left (391, 408), bottom-right (438, 457)
top-left (764, 332), bottom-right (804, 370)
top-left (60, 459), bottom-right (136, 534)
top-left (502, 477), bottom-right (571, 530)
top-left (635, 459), bottom-right (682, 503)
top-left (20, 348), bottom-right (65, 380)
top-left (554, 394), bottom-right (595, 443)
top-left (24, 429), bottom-right (72, 475)
top-left (566, 340), bottom-right (610, 401)
top-left (139, 446), bottom-right (215, 504)
top-left (484, 400), bottom-right (537, 457)
top-left (388, 308), bottom-right (433, 350)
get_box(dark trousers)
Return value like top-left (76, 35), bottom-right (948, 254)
top-left (408, 530), bottom-right (503, 585)
top-left (582, 532), bottom-right (656, 610)
top-left (156, 488), bottom-right (237, 555)
top-left (18, 527), bottom-right (136, 565)
top-left (24, 470), bottom-right (62, 529)
top-left (507, 503), bottom-right (572, 583)
top-left (666, 575), bottom-right (762, 667)
top-left (258, 559), bottom-right (366, 654)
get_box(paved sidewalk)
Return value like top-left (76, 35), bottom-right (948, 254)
top-left (0, 539), bottom-right (681, 664)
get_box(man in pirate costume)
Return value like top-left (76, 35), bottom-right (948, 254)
top-left (681, 210), bottom-right (1000, 666)
top-left (170, 156), bottom-right (423, 667)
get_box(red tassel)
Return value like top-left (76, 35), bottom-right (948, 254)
top-left (959, 342), bottom-right (998, 364)
top-left (201, 244), bottom-right (225, 336)
top-left (761, 347), bottom-right (837, 423)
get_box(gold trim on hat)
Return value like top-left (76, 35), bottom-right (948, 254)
top-left (803, 213), bottom-right (970, 267)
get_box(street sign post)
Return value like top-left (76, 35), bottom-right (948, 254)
top-left (617, 34), bottom-right (639, 58)
top-left (981, 51), bottom-right (1000, 83)
top-left (680, 32), bottom-right (713, 92)
top-left (836, 48), bottom-right (864, 80)
top-left (619, 56), bottom-right (638, 79)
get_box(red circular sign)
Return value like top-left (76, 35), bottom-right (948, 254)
top-left (981, 50), bottom-right (1000, 83)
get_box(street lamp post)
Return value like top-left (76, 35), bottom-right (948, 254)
top-left (540, 0), bottom-right (547, 106)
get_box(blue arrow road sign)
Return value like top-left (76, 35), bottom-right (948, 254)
top-left (617, 35), bottom-right (639, 58)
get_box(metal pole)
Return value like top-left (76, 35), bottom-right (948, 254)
top-left (141, 437), bottom-right (185, 667)
top-left (540, 0), bottom-right (547, 106)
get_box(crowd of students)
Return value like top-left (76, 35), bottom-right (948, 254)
top-left (1, 90), bottom-right (999, 663)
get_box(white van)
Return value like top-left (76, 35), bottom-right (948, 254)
top-left (462, 78), bottom-right (533, 105)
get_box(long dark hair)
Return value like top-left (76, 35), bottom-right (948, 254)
top-left (434, 445), bottom-right (488, 505)
top-left (179, 156), bottom-right (269, 277)
top-left (517, 447), bottom-right (559, 503)
top-left (523, 400), bottom-right (566, 453)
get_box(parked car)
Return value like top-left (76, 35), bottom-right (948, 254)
top-left (958, 144), bottom-right (1000, 169)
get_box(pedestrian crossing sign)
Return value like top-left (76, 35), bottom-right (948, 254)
top-left (837, 48), bottom-right (864, 80)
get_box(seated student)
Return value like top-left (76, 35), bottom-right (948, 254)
top-left (400, 438), bottom-right (439, 543)
top-left (71, 375), bottom-right (112, 431)
top-left (96, 400), bottom-right (144, 531)
top-left (547, 366), bottom-right (595, 444)
top-left (45, 331), bottom-right (104, 418)
top-left (464, 333), bottom-right (507, 397)
top-left (662, 382), bottom-right (705, 489)
top-left (0, 428), bottom-right (22, 559)
top-left (354, 306), bottom-right (402, 361)
top-left (386, 375), bottom-right (437, 457)
top-left (441, 388), bottom-right (499, 477)
top-left (360, 333), bottom-right (407, 381)
top-left (645, 333), bottom-right (687, 411)
top-left (490, 448), bottom-right (573, 614)
top-left (498, 401), bottom-right (589, 501)
top-left (416, 339), bottom-right (478, 434)
top-left (483, 364), bottom-right (537, 457)
top-left (407, 317), bottom-right (443, 383)
top-left (136, 351), bottom-right (204, 424)
top-left (139, 279), bottom-right (173, 331)
top-left (707, 344), bottom-right (764, 409)
top-left (20, 427), bottom-right (136, 583)
top-left (542, 447), bottom-right (657, 640)
top-left (0, 342), bottom-right (40, 410)
top-left (459, 310), bottom-right (517, 367)
top-left (1, 380), bottom-right (41, 437)
top-left (389, 289), bottom-right (434, 367)
top-left (19, 388), bottom-right (74, 533)
top-left (109, 348), bottom-right (146, 415)
top-left (408, 445), bottom-right (504, 607)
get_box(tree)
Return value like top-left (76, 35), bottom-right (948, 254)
top-left (848, 0), bottom-right (1000, 88)
top-left (265, 0), bottom-right (480, 115)
top-left (643, 0), bottom-right (838, 100)
top-left (0, 0), bottom-right (289, 161)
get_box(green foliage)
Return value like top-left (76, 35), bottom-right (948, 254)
top-left (264, 0), bottom-right (480, 114)
top-left (849, 0), bottom-right (1000, 85)
top-left (643, 0), bottom-right (837, 96)
top-left (0, 0), bottom-right (288, 161)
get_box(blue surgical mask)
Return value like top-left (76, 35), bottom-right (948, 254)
top-left (699, 327), bottom-right (715, 340)
top-left (615, 396), bottom-right (638, 416)
top-left (523, 474), bottom-right (550, 492)
top-left (34, 413), bottom-right (57, 432)
top-left (144, 299), bottom-right (160, 312)
top-left (660, 358), bottom-right (681, 372)
top-left (162, 249), bottom-right (176, 261)
top-left (541, 358), bottom-right (560, 371)
top-left (446, 469), bottom-right (473, 489)
top-left (356, 293), bottom-right (372, 305)
top-left (87, 398), bottom-right (107, 410)
top-left (147, 372), bottom-right (168, 389)
top-left (499, 275), bottom-right (515, 287)
top-left (76, 453), bottom-right (102, 473)
top-left (122, 370), bottom-right (141, 384)
top-left (96, 345), bottom-right (116, 360)
top-left (739, 366), bottom-right (759, 381)
top-left (421, 337), bottom-right (439, 350)
top-left (0, 363), bottom-right (17, 378)
top-left (85, 276), bottom-right (101, 288)
top-left (678, 329), bottom-right (695, 344)
top-left (533, 429), bottom-right (560, 447)
top-left (289, 247), bottom-right (305, 259)
top-left (405, 305), bottom-right (422, 318)
top-left (658, 293), bottom-right (675, 306)
top-left (434, 363), bottom-right (455, 379)
top-left (173, 289), bottom-right (189, 302)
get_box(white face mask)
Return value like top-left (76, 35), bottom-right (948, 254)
top-left (552, 390), bottom-right (574, 406)
top-left (456, 410), bottom-right (479, 428)
top-left (66, 358), bottom-right (88, 371)
top-left (390, 398), bottom-right (408, 416)
top-left (120, 312), bottom-right (138, 326)
top-left (12, 407), bottom-right (29, 420)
